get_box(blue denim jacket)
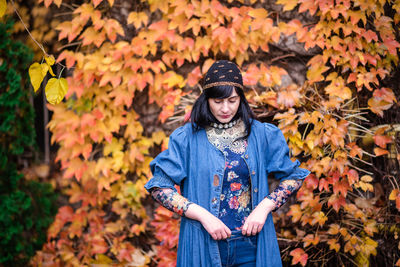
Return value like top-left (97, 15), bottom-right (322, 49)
top-left (145, 120), bottom-right (310, 267)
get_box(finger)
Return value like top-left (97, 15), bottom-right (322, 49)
top-left (247, 224), bottom-right (255, 236)
top-left (221, 230), bottom-right (228, 240)
top-left (211, 233), bottom-right (218, 240)
top-left (251, 224), bottom-right (258, 235)
top-left (242, 223), bottom-right (248, 235)
top-left (226, 228), bottom-right (232, 238)
top-left (216, 232), bottom-right (223, 240)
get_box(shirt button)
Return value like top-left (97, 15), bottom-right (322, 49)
top-left (245, 154), bottom-right (249, 159)
top-left (251, 171), bottom-right (255, 175)
top-left (212, 197), bottom-right (217, 203)
top-left (254, 188), bottom-right (258, 193)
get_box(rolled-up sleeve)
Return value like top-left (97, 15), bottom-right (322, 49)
top-left (264, 123), bottom-right (310, 181)
top-left (144, 126), bottom-right (188, 192)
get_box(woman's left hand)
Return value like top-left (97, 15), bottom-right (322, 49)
top-left (242, 198), bottom-right (275, 236)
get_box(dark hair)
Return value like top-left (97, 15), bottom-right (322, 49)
top-left (190, 85), bottom-right (255, 138)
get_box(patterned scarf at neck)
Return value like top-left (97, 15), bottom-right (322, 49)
top-left (206, 119), bottom-right (247, 154)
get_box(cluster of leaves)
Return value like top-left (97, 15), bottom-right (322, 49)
top-left (270, 0), bottom-right (400, 265)
top-left (25, 0), bottom-right (400, 266)
top-left (0, 19), bottom-right (58, 265)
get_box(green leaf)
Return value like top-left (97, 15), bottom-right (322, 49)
top-left (44, 77), bottom-right (68, 104)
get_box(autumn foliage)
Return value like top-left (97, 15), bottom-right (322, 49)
top-left (3, 0), bottom-right (398, 265)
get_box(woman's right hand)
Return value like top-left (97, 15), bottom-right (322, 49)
top-left (185, 204), bottom-right (231, 240)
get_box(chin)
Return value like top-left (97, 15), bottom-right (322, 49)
top-left (217, 117), bottom-right (232, 123)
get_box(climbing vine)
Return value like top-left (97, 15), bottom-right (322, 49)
top-left (2, 0), bottom-right (399, 265)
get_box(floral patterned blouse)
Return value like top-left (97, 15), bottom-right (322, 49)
top-left (150, 120), bottom-right (303, 225)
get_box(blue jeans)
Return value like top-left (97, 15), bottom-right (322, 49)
top-left (217, 230), bottom-right (257, 267)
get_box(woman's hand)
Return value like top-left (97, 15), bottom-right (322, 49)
top-left (242, 198), bottom-right (275, 236)
top-left (185, 204), bottom-right (231, 240)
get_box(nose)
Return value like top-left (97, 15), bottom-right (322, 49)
top-left (221, 101), bottom-right (229, 113)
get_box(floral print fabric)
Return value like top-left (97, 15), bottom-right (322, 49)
top-left (218, 142), bottom-right (251, 230)
top-left (150, 188), bottom-right (193, 216)
top-left (266, 179), bottom-right (303, 211)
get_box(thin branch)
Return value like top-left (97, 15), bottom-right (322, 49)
top-left (10, 0), bottom-right (48, 56)
top-left (270, 53), bottom-right (296, 63)
top-left (348, 163), bottom-right (374, 175)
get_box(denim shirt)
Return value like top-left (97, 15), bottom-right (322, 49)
top-left (144, 120), bottom-right (310, 267)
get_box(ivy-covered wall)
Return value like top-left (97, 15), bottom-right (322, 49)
top-left (0, 19), bottom-right (58, 266)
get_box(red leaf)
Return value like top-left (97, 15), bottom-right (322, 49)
top-left (290, 248), bottom-right (308, 266)
top-left (305, 174), bottom-right (319, 190)
top-left (373, 135), bottom-right (393, 148)
top-left (319, 178), bottom-right (330, 192)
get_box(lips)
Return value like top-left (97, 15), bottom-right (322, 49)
top-left (220, 115), bottom-right (231, 119)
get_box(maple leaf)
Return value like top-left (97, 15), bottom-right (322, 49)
top-left (311, 211), bottom-right (327, 226)
top-left (373, 134), bottom-right (393, 148)
top-left (287, 204), bottom-right (302, 222)
top-left (104, 19), bottom-right (124, 43)
top-left (374, 147), bottom-right (389, 156)
top-left (277, 84), bottom-right (301, 108)
top-left (333, 179), bottom-right (351, 197)
top-left (382, 38), bottom-right (400, 55)
top-left (346, 142), bottom-right (363, 158)
top-left (319, 178), bottom-right (330, 192)
top-left (276, 0), bottom-right (298, 11)
top-left (290, 248), bottom-right (308, 266)
top-left (327, 238), bottom-right (341, 252)
top-left (328, 193), bottom-right (346, 212)
top-left (304, 174), bottom-right (319, 190)
top-left (346, 169), bottom-right (359, 185)
top-left (127, 11), bottom-right (148, 29)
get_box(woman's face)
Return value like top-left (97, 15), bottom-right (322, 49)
top-left (208, 89), bottom-right (240, 123)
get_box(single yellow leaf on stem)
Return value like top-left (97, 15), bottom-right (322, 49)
top-left (45, 77), bottom-right (68, 105)
top-left (0, 0), bottom-right (6, 18)
top-left (29, 62), bottom-right (47, 92)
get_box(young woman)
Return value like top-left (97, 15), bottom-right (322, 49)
top-left (145, 60), bottom-right (310, 267)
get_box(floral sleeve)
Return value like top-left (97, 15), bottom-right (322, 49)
top-left (150, 188), bottom-right (193, 216)
top-left (266, 179), bottom-right (303, 211)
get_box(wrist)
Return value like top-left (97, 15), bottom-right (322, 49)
top-left (258, 198), bottom-right (276, 213)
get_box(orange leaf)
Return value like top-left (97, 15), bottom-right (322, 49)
top-left (290, 248), bottom-right (308, 266)
top-left (374, 147), bottom-right (389, 156)
top-left (287, 204), bottom-right (302, 222)
top-left (93, 0), bottom-right (103, 7)
top-left (328, 194), bottom-right (346, 212)
top-left (327, 238), bottom-right (341, 252)
top-left (373, 134), bottom-right (393, 148)
top-left (346, 142), bottom-right (363, 158)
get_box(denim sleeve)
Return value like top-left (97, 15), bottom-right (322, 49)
top-left (144, 126), bottom-right (188, 192)
top-left (264, 123), bottom-right (310, 181)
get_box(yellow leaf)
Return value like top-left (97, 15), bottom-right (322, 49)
top-left (45, 55), bottom-right (55, 66)
top-left (360, 175), bottom-right (373, 182)
top-left (276, 0), bottom-right (298, 11)
top-left (29, 62), bottom-right (47, 92)
top-left (248, 8), bottom-right (268, 19)
top-left (44, 78), bottom-right (68, 105)
top-left (45, 55), bottom-right (56, 76)
top-left (0, 0), bottom-right (6, 18)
